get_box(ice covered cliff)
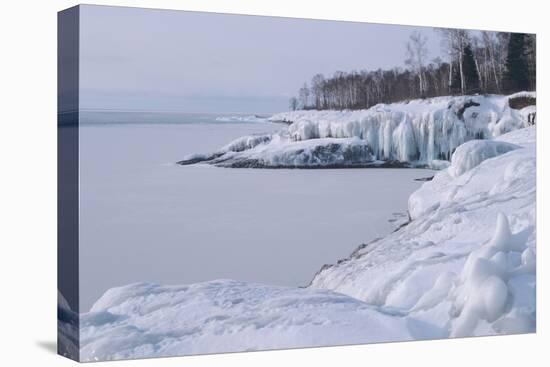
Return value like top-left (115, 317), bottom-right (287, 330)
top-left (178, 93), bottom-right (535, 168)
top-left (71, 125), bottom-right (535, 361)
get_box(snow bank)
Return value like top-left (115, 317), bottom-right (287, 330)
top-left (409, 126), bottom-right (534, 219)
top-left (78, 280), bottom-right (414, 361)
top-left (449, 213), bottom-right (535, 336)
top-left (311, 126), bottom-right (535, 337)
top-left (179, 93), bottom-right (534, 168)
top-left (448, 140), bottom-right (520, 178)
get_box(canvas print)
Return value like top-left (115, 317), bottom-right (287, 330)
top-left (58, 4), bottom-right (536, 362)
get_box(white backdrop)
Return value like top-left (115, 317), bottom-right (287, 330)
top-left (0, 0), bottom-right (546, 366)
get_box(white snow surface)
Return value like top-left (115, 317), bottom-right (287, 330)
top-left (447, 139), bottom-right (520, 178)
top-left (80, 280), bottom-right (414, 361)
top-left (73, 125), bottom-right (536, 361)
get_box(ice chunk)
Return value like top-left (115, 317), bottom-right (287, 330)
top-left (449, 213), bottom-right (533, 337)
top-left (482, 276), bottom-right (508, 322)
top-left (220, 133), bottom-right (273, 152)
top-left (448, 140), bottom-right (520, 177)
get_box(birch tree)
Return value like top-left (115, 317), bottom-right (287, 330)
top-left (405, 31), bottom-right (429, 97)
top-left (298, 83), bottom-right (310, 109)
top-left (436, 28), bottom-right (470, 94)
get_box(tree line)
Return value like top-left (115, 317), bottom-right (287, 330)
top-left (289, 29), bottom-right (535, 111)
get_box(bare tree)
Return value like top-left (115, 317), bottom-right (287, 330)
top-left (298, 82), bottom-right (310, 109)
top-left (289, 97), bottom-right (299, 111)
top-left (481, 31), bottom-right (502, 92)
top-left (405, 31), bottom-right (429, 97)
top-left (436, 28), bottom-right (470, 94)
top-left (311, 74), bottom-right (325, 109)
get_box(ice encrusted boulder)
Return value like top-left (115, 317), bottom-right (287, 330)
top-left (180, 136), bottom-right (382, 168)
top-left (448, 140), bottom-right (520, 178)
top-left (179, 93), bottom-right (534, 168)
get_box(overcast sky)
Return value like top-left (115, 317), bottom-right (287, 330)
top-left (79, 5), bottom-right (444, 113)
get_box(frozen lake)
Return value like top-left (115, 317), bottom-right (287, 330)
top-left (79, 113), bottom-right (432, 310)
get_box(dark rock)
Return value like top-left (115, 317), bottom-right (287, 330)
top-left (508, 96), bottom-right (536, 110)
top-left (457, 100), bottom-right (481, 120)
top-left (414, 176), bottom-right (434, 182)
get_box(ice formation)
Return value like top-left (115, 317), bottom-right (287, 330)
top-left (449, 213), bottom-right (535, 337)
top-left (447, 140), bottom-right (520, 178)
top-left (178, 135), bottom-right (387, 168)
top-left (179, 93), bottom-right (535, 168)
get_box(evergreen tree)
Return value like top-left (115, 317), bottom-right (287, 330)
top-left (462, 43), bottom-right (480, 94)
top-left (503, 33), bottom-right (530, 93)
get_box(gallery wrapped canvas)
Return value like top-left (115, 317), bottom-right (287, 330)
top-left (58, 4), bottom-right (536, 362)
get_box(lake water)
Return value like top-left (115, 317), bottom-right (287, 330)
top-left (78, 112), bottom-right (432, 310)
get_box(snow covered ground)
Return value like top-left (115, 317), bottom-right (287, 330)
top-left (179, 93), bottom-right (535, 168)
top-left (67, 123), bottom-right (535, 361)
top-left (79, 280), bottom-right (416, 361)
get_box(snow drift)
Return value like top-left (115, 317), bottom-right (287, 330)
top-left (67, 124), bottom-right (535, 361)
top-left (312, 126), bottom-right (535, 335)
top-left (79, 280), bottom-right (416, 361)
top-left (178, 93), bottom-right (535, 168)
top-left (447, 139), bottom-right (520, 178)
